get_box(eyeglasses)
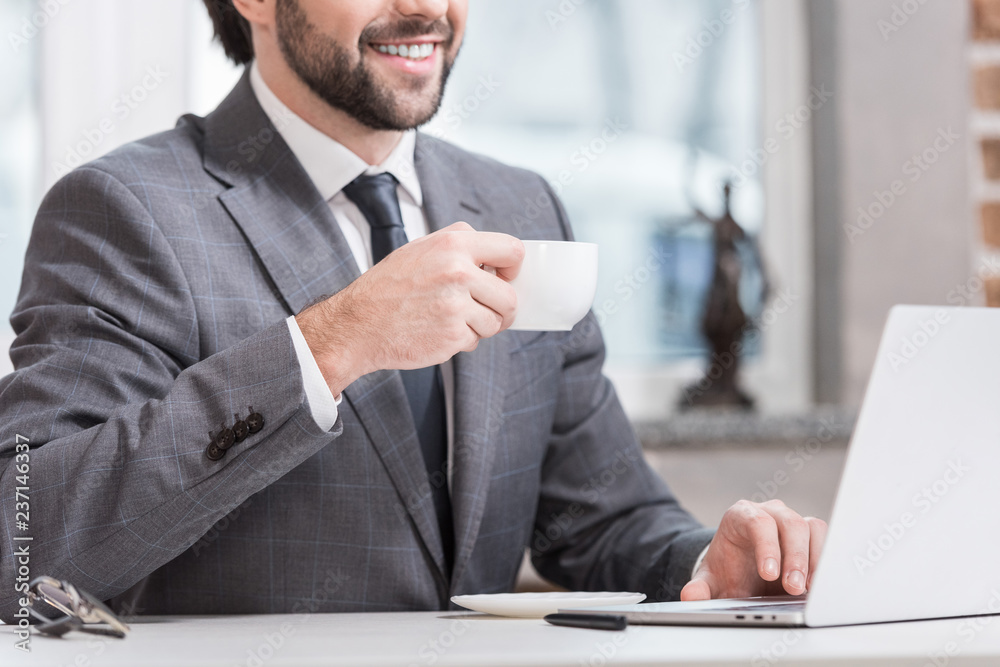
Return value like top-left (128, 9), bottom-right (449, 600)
top-left (27, 576), bottom-right (130, 638)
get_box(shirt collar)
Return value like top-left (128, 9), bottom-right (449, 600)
top-left (249, 62), bottom-right (422, 206)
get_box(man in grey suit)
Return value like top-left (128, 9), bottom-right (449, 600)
top-left (0, 0), bottom-right (825, 621)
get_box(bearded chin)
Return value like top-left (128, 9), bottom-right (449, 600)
top-left (275, 0), bottom-right (455, 131)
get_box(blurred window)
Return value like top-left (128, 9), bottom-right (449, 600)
top-left (0, 0), bottom-right (40, 353)
top-left (425, 0), bottom-right (764, 365)
top-left (3, 1), bottom-right (808, 415)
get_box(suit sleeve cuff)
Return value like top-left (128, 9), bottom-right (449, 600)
top-left (649, 527), bottom-right (716, 601)
top-left (286, 315), bottom-right (340, 432)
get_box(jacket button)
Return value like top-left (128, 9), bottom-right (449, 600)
top-left (246, 407), bottom-right (264, 434)
top-left (232, 414), bottom-right (249, 443)
top-left (216, 425), bottom-right (236, 450)
top-left (206, 442), bottom-right (225, 461)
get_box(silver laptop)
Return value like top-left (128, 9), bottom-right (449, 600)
top-left (572, 305), bottom-right (1000, 627)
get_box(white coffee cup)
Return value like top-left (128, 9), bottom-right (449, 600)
top-left (508, 240), bottom-right (598, 331)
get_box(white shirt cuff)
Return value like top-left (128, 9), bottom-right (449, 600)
top-left (286, 315), bottom-right (340, 432)
top-left (691, 544), bottom-right (711, 580)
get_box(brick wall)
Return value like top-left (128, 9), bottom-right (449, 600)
top-left (972, 0), bottom-right (1000, 305)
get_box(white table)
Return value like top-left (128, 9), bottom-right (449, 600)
top-left (5, 611), bottom-right (1000, 666)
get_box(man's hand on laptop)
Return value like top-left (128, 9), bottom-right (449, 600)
top-left (680, 499), bottom-right (827, 600)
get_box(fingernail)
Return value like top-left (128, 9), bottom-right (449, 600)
top-left (787, 570), bottom-right (805, 591)
top-left (763, 558), bottom-right (779, 578)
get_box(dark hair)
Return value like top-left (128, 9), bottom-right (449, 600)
top-left (203, 0), bottom-right (255, 65)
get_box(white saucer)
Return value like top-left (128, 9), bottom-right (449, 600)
top-left (450, 592), bottom-right (646, 618)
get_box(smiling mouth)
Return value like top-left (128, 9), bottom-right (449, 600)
top-left (371, 42), bottom-right (437, 61)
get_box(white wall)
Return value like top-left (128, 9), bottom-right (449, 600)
top-left (824, 1), bottom-right (973, 405)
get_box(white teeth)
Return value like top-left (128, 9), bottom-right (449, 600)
top-left (376, 43), bottom-right (435, 60)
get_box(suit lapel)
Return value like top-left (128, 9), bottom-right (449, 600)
top-left (203, 85), bottom-right (513, 589)
top-left (202, 75), bottom-right (449, 579)
top-left (343, 371), bottom-right (448, 576)
top-left (417, 136), bottom-right (512, 590)
top-left (203, 72), bottom-right (360, 315)
top-left (449, 340), bottom-right (509, 590)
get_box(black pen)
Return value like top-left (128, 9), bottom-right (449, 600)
top-left (544, 613), bottom-right (628, 631)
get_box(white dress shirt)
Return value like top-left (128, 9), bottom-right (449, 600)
top-left (249, 63), bottom-right (455, 461)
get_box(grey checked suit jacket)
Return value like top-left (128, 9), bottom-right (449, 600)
top-left (0, 71), bottom-right (713, 620)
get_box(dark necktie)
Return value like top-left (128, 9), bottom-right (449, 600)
top-left (341, 172), bottom-right (454, 574)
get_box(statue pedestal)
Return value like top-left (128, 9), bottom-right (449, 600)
top-left (678, 378), bottom-right (755, 411)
